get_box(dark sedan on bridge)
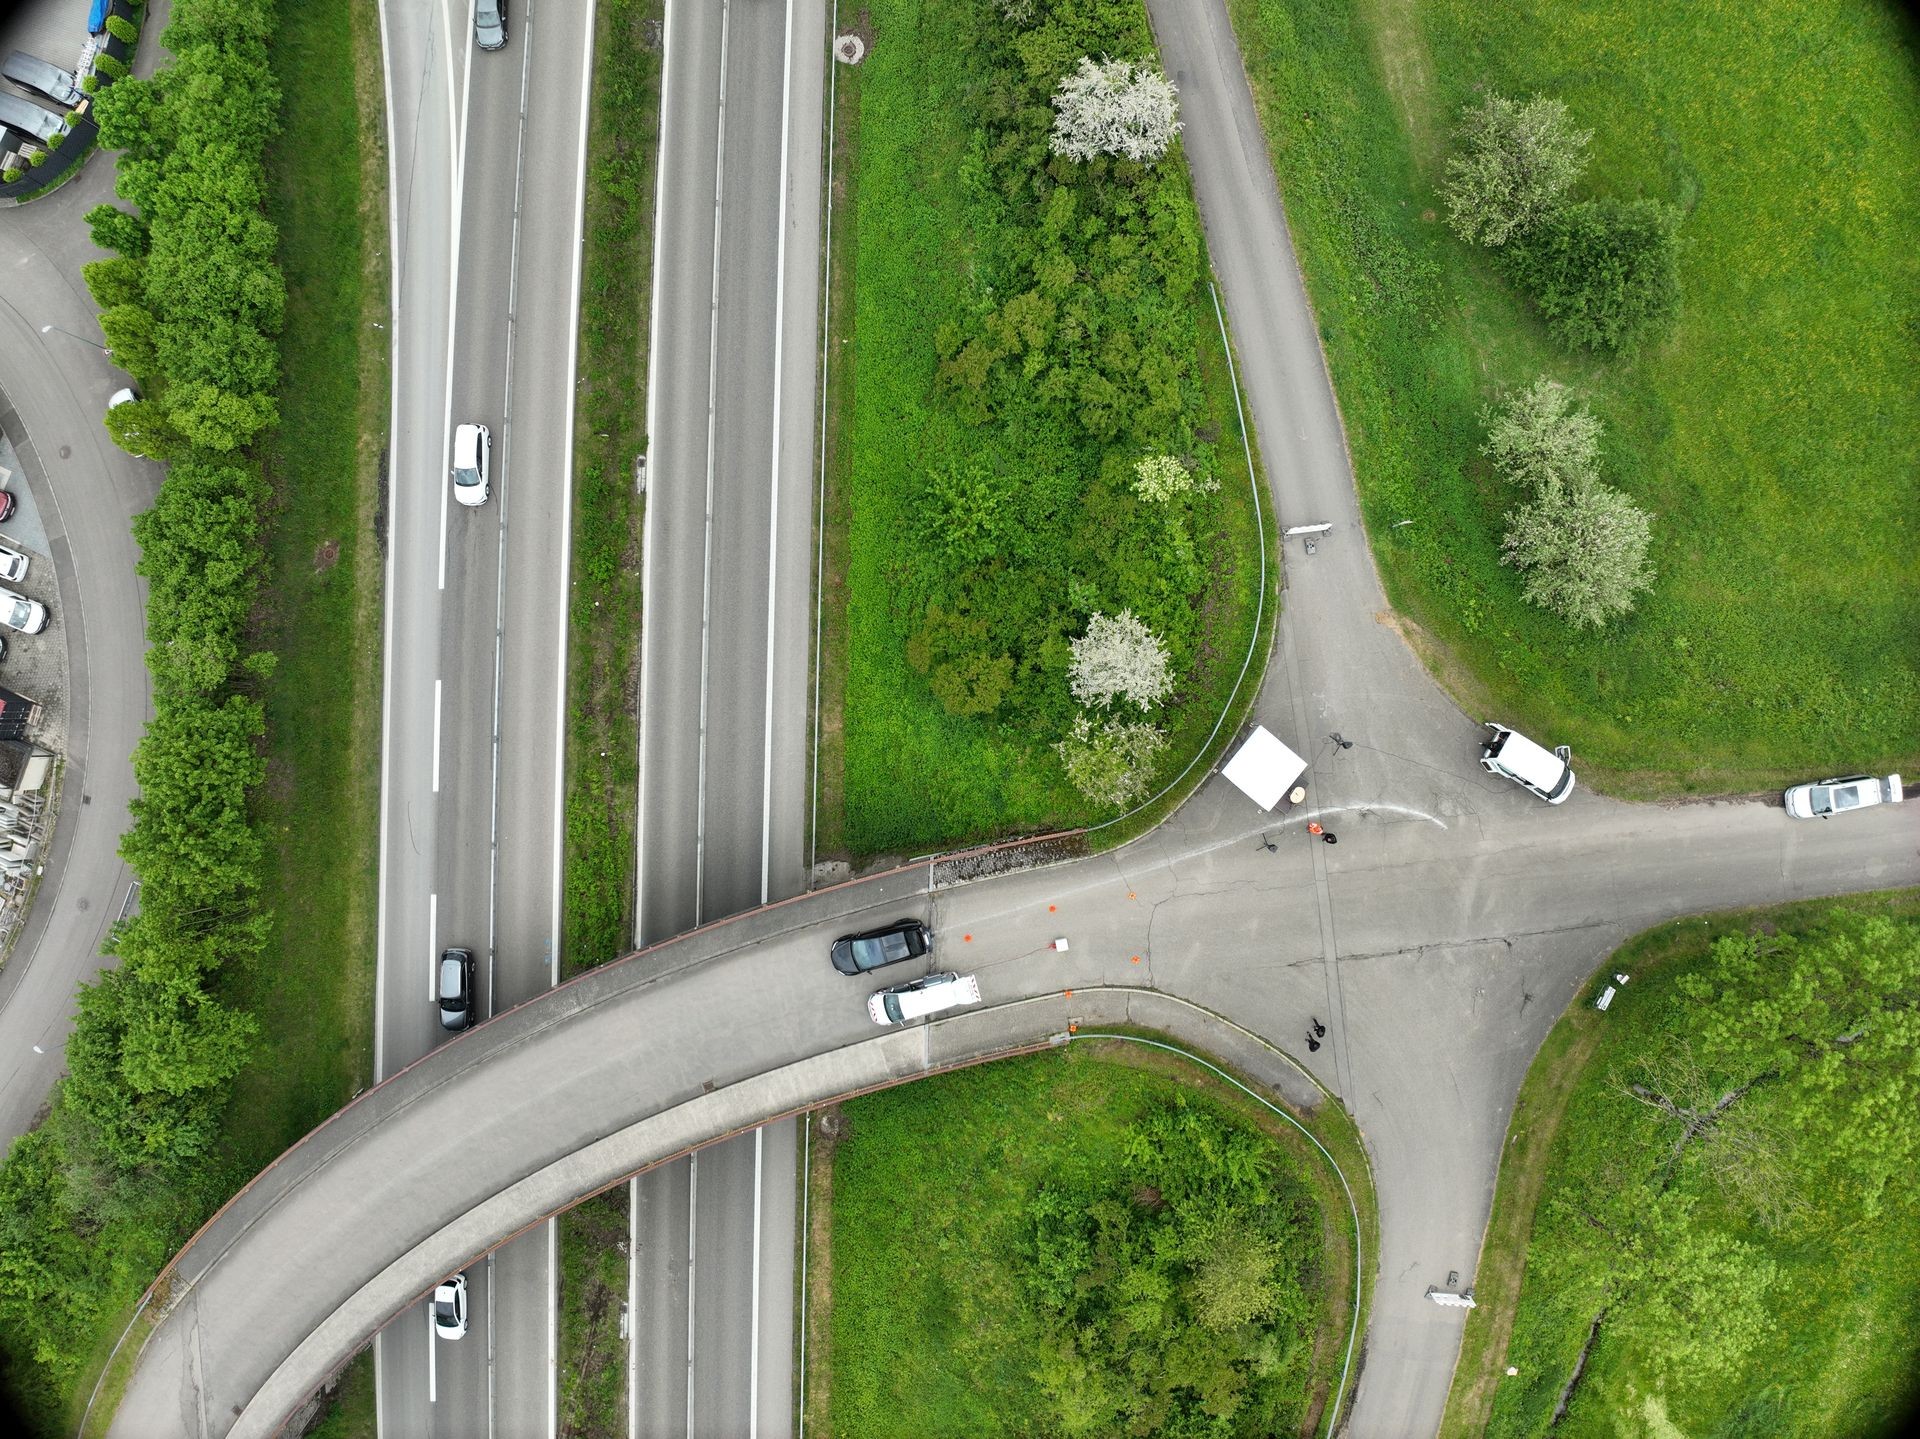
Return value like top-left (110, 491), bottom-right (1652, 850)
top-left (830, 918), bottom-right (932, 976)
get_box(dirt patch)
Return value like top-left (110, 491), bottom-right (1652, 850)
top-left (1359, 0), bottom-right (1441, 167)
top-left (313, 538), bottom-right (340, 572)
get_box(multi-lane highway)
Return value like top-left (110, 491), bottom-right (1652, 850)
top-left (631, 1), bottom-right (825, 1433)
top-left (371, 0), bottom-right (594, 1434)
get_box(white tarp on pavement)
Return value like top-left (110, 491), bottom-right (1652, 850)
top-left (1221, 725), bottom-right (1308, 811)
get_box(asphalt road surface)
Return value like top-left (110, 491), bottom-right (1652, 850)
top-left (370, 0), bottom-right (594, 1435)
top-left (632, 1), bottom-right (825, 1435)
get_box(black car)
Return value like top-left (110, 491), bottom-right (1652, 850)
top-left (438, 947), bottom-right (476, 1031)
top-left (830, 918), bottom-right (932, 976)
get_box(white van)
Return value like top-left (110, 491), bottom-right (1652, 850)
top-left (1479, 722), bottom-right (1575, 804)
top-left (868, 971), bottom-right (981, 1026)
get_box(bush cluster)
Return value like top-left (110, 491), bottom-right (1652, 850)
top-left (1443, 91), bottom-right (1680, 355)
top-left (1021, 1099), bottom-right (1320, 1435)
top-left (0, 0), bottom-right (281, 1407)
top-left (1484, 378), bottom-right (1654, 628)
top-left (902, 0), bottom-right (1227, 808)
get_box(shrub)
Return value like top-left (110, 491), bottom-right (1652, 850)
top-left (86, 202), bottom-right (149, 258)
top-left (1481, 376), bottom-right (1601, 493)
top-left (82, 73), bottom-right (99, 94)
top-left (1502, 474), bottom-right (1655, 628)
top-left (1131, 452), bottom-right (1214, 503)
top-left (26, 148), bottom-right (47, 168)
top-left (106, 14), bottom-right (139, 45)
top-left (1442, 92), bottom-right (1590, 248)
top-left (83, 256), bottom-right (145, 309)
top-left (93, 51), bottom-right (129, 82)
top-left (1049, 56), bottom-right (1182, 164)
top-left (1054, 713), bottom-right (1168, 807)
top-left (1069, 609), bottom-right (1173, 710)
top-left (0, 167), bottom-right (19, 183)
top-left (99, 303), bottom-right (160, 379)
top-left (103, 395), bottom-right (184, 459)
top-left (1503, 197), bottom-right (1682, 354)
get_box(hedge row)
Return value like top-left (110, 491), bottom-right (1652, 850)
top-left (0, 0), bottom-right (281, 1413)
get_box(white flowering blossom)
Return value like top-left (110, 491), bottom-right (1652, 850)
top-left (1069, 610), bottom-right (1173, 710)
top-left (1055, 714), bottom-right (1169, 808)
top-left (1131, 453), bottom-right (1216, 503)
top-left (1049, 57), bottom-right (1182, 165)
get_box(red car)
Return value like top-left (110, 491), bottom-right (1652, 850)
top-left (0, 491), bottom-right (15, 523)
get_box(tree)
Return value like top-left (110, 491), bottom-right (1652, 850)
top-left (1055, 713), bottom-right (1168, 807)
top-left (1442, 93), bottom-right (1591, 248)
top-left (103, 396), bottom-right (186, 461)
top-left (1069, 609), bottom-right (1172, 710)
top-left (1050, 57), bottom-right (1181, 165)
top-left (81, 255), bottom-right (145, 309)
top-left (1502, 475), bottom-right (1653, 628)
top-left (1482, 377), bottom-right (1602, 493)
top-left (99, 304), bottom-right (160, 380)
top-left (1503, 197), bottom-right (1682, 353)
top-left (1131, 452), bottom-right (1214, 504)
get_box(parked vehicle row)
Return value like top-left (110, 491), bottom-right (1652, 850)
top-left (0, 515), bottom-right (49, 658)
top-left (830, 918), bottom-right (983, 1027)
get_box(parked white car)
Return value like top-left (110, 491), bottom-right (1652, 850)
top-left (0, 544), bottom-right (27, 583)
top-left (1783, 773), bottom-right (1903, 820)
top-left (868, 971), bottom-right (981, 1026)
top-left (0, 586), bottom-right (47, 635)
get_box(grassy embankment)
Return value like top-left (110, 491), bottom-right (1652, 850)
top-left (816, 0), bottom-right (1271, 862)
top-left (1228, 0), bottom-right (1920, 795)
top-left (1442, 892), bottom-right (1920, 1438)
top-left (555, 2), bottom-right (665, 1432)
top-left (804, 1041), bottom-right (1373, 1437)
top-left (69, 0), bottom-right (390, 1433)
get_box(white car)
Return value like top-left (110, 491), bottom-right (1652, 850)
top-left (0, 545), bottom-right (27, 584)
top-left (451, 422), bottom-right (491, 507)
top-left (0, 586), bottom-right (47, 635)
top-left (1784, 773), bottom-right (1903, 820)
top-left (432, 1273), bottom-right (469, 1339)
top-left (868, 971), bottom-right (981, 1026)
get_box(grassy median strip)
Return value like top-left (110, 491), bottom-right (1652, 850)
top-left (1226, 0), bottom-right (1920, 792)
top-left (805, 1042), bottom-right (1371, 1437)
top-left (556, 2), bottom-right (666, 1432)
top-left (1441, 891), bottom-right (1920, 1438)
top-left (817, 0), bottom-right (1269, 861)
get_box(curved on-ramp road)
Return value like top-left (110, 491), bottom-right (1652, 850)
top-left (106, 0), bottom-right (1920, 1434)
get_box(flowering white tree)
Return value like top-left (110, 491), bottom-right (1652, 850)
top-left (1482, 377), bottom-right (1601, 494)
top-left (1055, 714), bottom-right (1168, 808)
top-left (1069, 610), bottom-right (1172, 710)
top-left (1132, 452), bottom-right (1216, 503)
top-left (1049, 57), bottom-right (1181, 165)
top-left (1502, 474), bottom-right (1654, 629)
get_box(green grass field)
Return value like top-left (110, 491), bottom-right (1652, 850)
top-left (1229, 0), bottom-right (1920, 794)
top-left (824, 0), bottom-right (1268, 859)
top-left (807, 1043), bottom-right (1366, 1437)
top-left (1443, 894), bottom-right (1920, 1438)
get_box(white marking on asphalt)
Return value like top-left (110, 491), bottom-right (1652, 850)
top-left (759, 0), bottom-right (800, 908)
top-left (432, 679), bottom-right (443, 792)
top-left (692, 0), bottom-right (734, 927)
top-left (486, 1251), bottom-right (498, 1439)
top-left (627, 1175), bottom-right (641, 1439)
top-left (1307, 802), bottom-right (1448, 829)
top-left (808, 0), bottom-right (843, 881)
top-left (686, 1150), bottom-right (700, 1436)
top-left (427, 1301), bottom-right (439, 1401)
top-left (428, 892), bottom-right (438, 1003)
top-left (634, 0), bottom-right (680, 950)
top-left (748, 1126), bottom-right (765, 1437)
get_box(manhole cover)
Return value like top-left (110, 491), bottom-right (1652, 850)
top-left (833, 34), bottom-right (865, 64)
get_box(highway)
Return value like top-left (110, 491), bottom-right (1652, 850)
top-left (90, 1), bottom-right (1920, 1437)
top-left (370, 0), bottom-right (593, 1435)
top-left (631, 0), bottom-right (825, 1434)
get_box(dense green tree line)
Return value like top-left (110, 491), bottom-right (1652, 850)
top-left (0, 0), bottom-right (281, 1414)
top-left (1490, 910), bottom-right (1920, 1434)
top-left (897, 0), bottom-right (1229, 803)
top-left (1021, 1099), bottom-right (1322, 1436)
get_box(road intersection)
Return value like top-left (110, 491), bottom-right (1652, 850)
top-left (94, 0), bottom-right (1920, 1437)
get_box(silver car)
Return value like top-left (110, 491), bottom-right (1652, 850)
top-left (475, 0), bottom-right (506, 51)
top-left (1783, 773), bottom-right (1903, 819)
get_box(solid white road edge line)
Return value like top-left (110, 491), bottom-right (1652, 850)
top-left (432, 677), bottom-right (443, 792)
top-left (748, 1125), bottom-right (765, 1438)
top-left (685, 1150), bottom-right (700, 1435)
top-left (426, 1301), bottom-right (438, 1402)
top-left (634, 0), bottom-right (679, 950)
top-left (428, 891), bottom-right (438, 1003)
top-left (692, 0), bottom-right (735, 928)
top-left (627, 1175), bottom-right (641, 1439)
top-left (807, 0), bottom-right (839, 878)
top-left (758, 0), bottom-right (799, 908)
top-left (438, 0), bottom-right (475, 593)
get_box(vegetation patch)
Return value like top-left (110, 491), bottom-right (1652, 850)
top-left (1227, 0), bottom-right (1920, 793)
top-left (558, 1190), bottom-right (631, 1439)
top-left (0, 1), bottom-right (385, 1425)
top-left (825, 0), bottom-right (1267, 857)
top-left (808, 1042), bottom-right (1364, 1437)
top-left (1443, 893), bottom-right (1920, 1438)
top-left (562, 0), bottom-right (661, 971)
